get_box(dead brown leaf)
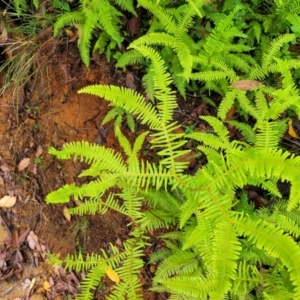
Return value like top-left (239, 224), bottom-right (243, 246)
top-left (35, 145), bottom-right (43, 158)
top-left (0, 195), bottom-right (16, 208)
top-left (27, 231), bottom-right (39, 250)
top-left (224, 106), bottom-right (236, 121)
top-left (174, 151), bottom-right (196, 168)
top-left (232, 80), bottom-right (263, 91)
top-left (63, 206), bottom-right (71, 222)
top-left (18, 158), bottom-right (30, 172)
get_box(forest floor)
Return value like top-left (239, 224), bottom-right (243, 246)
top-left (0, 33), bottom-right (203, 300)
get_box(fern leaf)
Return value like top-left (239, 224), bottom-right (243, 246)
top-left (131, 32), bottom-right (193, 79)
top-left (97, 0), bottom-right (123, 44)
top-left (114, 0), bottom-right (136, 15)
top-left (116, 50), bottom-right (145, 69)
top-left (138, 0), bottom-right (178, 35)
top-left (233, 214), bottom-right (300, 297)
top-left (130, 45), bottom-right (177, 124)
top-left (210, 220), bottom-right (241, 298)
top-left (79, 10), bottom-right (98, 66)
top-left (262, 34), bottom-right (295, 68)
top-left (53, 12), bottom-right (85, 36)
top-left (77, 265), bottom-right (105, 300)
top-left (226, 121), bottom-right (256, 144)
top-left (78, 85), bottom-right (161, 129)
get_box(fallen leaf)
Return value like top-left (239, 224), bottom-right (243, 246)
top-left (126, 71), bottom-right (137, 90)
top-left (0, 195), bottom-right (16, 208)
top-left (224, 106), bottom-right (236, 121)
top-left (105, 265), bottom-right (120, 283)
top-left (288, 119), bottom-right (300, 139)
top-left (128, 15), bottom-right (141, 35)
top-left (65, 29), bottom-right (74, 37)
top-left (43, 280), bottom-right (51, 291)
top-left (174, 151), bottom-right (196, 168)
top-left (21, 278), bottom-right (31, 289)
top-left (35, 145), bottom-right (43, 158)
top-left (11, 231), bottom-right (19, 248)
top-left (27, 231), bottom-right (39, 250)
top-left (63, 206), bottom-right (71, 222)
top-left (232, 80), bottom-right (263, 91)
top-left (18, 158), bottom-right (30, 171)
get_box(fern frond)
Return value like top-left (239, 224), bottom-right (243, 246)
top-left (262, 34), bottom-right (295, 68)
top-left (48, 141), bottom-right (126, 173)
top-left (231, 260), bottom-right (262, 295)
top-left (114, 0), bottom-right (136, 15)
top-left (78, 85), bottom-right (161, 129)
top-left (203, 5), bottom-right (242, 56)
top-left (210, 220), bottom-right (241, 298)
top-left (79, 10), bottom-right (98, 66)
top-left (255, 121), bottom-right (281, 149)
top-left (130, 32), bottom-right (193, 79)
top-left (233, 213), bottom-right (300, 297)
top-left (130, 45), bottom-right (177, 124)
top-left (226, 121), bottom-right (256, 144)
top-left (116, 50), bottom-right (145, 69)
top-left (53, 12), bottom-right (85, 36)
top-left (138, 0), bottom-right (178, 35)
top-left (97, 0), bottom-right (123, 44)
top-left (218, 89), bottom-right (238, 120)
top-left (77, 265), bottom-right (105, 300)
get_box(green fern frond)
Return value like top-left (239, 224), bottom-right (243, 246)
top-left (114, 0), bottom-right (136, 15)
top-left (93, 31), bottom-right (109, 54)
top-left (262, 34), bottom-right (295, 68)
top-left (218, 89), bottom-right (238, 120)
top-left (255, 121), bottom-right (281, 149)
top-left (77, 265), bottom-right (105, 300)
top-left (210, 220), bottom-right (241, 298)
top-left (203, 5), bottom-right (242, 56)
top-left (226, 121), bottom-right (256, 144)
top-left (130, 32), bottom-right (193, 79)
top-left (53, 11), bottom-right (85, 36)
top-left (232, 213), bottom-right (300, 297)
top-left (79, 10), bottom-right (98, 66)
top-left (138, 0), bottom-right (178, 35)
top-left (48, 141), bottom-right (126, 173)
top-left (231, 261), bottom-right (262, 295)
top-left (116, 50), bottom-right (145, 69)
top-left (78, 85), bottom-right (161, 129)
top-left (130, 45), bottom-right (177, 124)
top-left (97, 0), bottom-right (123, 45)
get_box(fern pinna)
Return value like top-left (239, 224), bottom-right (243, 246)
top-left (47, 40), bottom-right (300, 299)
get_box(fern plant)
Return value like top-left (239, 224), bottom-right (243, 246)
top-left (46, 36), bottom-right (300, 299)
top-left (117, 0), bottom-right (300, 100)
top-left (53, 0), bottom-right (136, 66)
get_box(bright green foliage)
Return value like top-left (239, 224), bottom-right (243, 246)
top-left (102, 106), bottom-right (136, 132)
top-left (46, 32), bottom-right (300, 298)
top-left (53, 0), bottom-right (136, 66)
top-left (117, 0), bottom-right (300, 99)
